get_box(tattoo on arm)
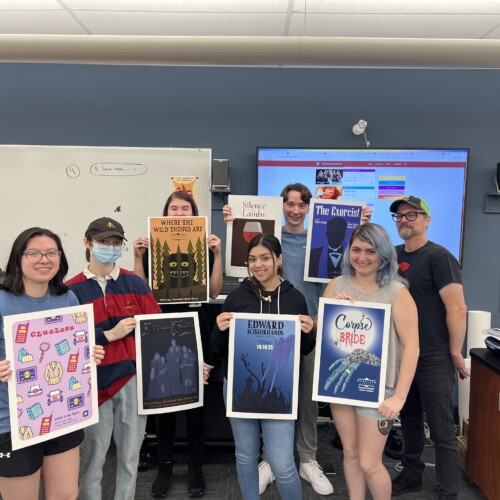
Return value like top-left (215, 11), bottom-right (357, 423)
top-left (378, 419), bottom-right (394, 436)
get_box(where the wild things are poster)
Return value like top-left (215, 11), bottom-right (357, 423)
top-left (135, 313), bottom-right (203, 414)
top-left (227, 313), bottom-right (300, 420)
top-left (148, 216), bottom-right (209, 304)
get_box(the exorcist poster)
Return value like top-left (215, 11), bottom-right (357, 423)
top-left (313, 298), bottom-right (390, 408)
top-left (227, 313), bottom-right (300, 420)
top-left (4, 304), bottom-right (98, 450)
top-left (304, 200), bottom-right (365, 284)
top-left (225, 195), bottom-right (283, 278)
top-left (148, 216), bottom-right (209, 304)
top-left (135, 313), bottom-right (203, 414)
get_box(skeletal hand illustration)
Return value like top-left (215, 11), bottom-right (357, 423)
top-left (324, 348), bottom-right (381, 394)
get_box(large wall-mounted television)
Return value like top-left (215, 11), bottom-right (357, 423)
top-left (257, 148), bottom-right (469, 265)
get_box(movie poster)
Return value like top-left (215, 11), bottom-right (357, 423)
top-left (312, 298), bottom-right (390, 407)
top-left (4, 304), bottom-right (98, 451)
top-left (135, 313), bottom-right (203, 414)
top-left (227, 313), bottom-right (300, 420)
top-left (304, 200), bottom-right (365, 283)
top-left (225, 195), bottom-right (283, 278)
top-left (170, 176), bottom-right (199, 205)
top-left (148, 216), bottom-right (209, 304)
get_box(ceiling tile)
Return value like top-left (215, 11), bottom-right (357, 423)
top-left (0, 11), bottom-right (87, 34)
top-left (289, 13), bottom-right (500, 39)
top-left (300, 0), bottom-right (500, 15)
top-left (0, 0), bottom-right (62, 9)
top-left (75, 11), bottom-right (288, 36)
top-left (64, 0), bottom-right (290, 13)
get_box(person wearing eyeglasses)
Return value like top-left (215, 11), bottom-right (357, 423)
top-left (389, 196), bottom-right (468, 499)
top-left (66, 217), bottom-right (161, 500)
top-left (0, 227), bottom-right (104, 500)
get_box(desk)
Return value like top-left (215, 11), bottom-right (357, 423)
top-left (466, 348), bottom-right (500, 500)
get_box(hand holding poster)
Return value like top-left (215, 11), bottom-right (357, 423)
top-left (135, 313), bottom-right (203, 414)
top-left (4, 304), bottom-right (98, 450)
top-left (227, 313), bottom-right (300, 420)
top-left (305, 200), bottom-right (365, 283)
top-left (313, 298), bottom-right (390, 408)
top-left (225, 195), bottom-right (283, 278)
top-left (148, 216), bottom-right (209, 304)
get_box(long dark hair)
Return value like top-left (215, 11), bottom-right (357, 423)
top-left (1, 227), bottom-right (69, 296)
top-left (162, 191), bottom-right (199, 216)
top-left (247, 234), bottom-right (283, 297)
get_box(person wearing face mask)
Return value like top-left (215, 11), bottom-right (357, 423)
top-left (66, 217), bottom-right (161, 500)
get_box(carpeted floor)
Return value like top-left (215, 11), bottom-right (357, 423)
top-left (101, 420), bottom-right (485, 499)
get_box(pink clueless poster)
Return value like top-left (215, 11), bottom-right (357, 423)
top-left (4, 304), bottom-right (99, 450)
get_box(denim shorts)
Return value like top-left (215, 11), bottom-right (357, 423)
top-left (352, 388), bottom-right (395, 421)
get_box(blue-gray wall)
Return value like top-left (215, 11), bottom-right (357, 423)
top-left (0, 63), bottom-right (498, 324)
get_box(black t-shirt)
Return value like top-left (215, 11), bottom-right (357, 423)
top-left (396, 240), bottom-right (462, 357)
top-left (142, 249), bottom-right (216, 362)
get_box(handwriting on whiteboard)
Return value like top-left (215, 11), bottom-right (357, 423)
top-left (90, 163), bottom-right (147, 176)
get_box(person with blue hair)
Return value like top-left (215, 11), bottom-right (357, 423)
top-left (323, 223), bottom-right (419, 500)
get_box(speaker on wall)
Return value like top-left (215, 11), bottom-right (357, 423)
top-left (212, 159), bottom-right (230, 189)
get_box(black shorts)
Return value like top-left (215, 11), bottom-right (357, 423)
top-left (0, 429), bottom-right (83, 478)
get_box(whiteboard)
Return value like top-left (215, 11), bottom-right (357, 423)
top-left (0, 145), bottom-right (211, 279)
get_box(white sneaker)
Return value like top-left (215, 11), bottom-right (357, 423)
top-left (299, 460), bottom-right (334, 495)
top-left (258, 460), bottom-right (275, 494)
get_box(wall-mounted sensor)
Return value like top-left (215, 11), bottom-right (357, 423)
top-left (352, 119), bottom-right (368, 135)
top-left (352, 119), bottom-right (370, 148)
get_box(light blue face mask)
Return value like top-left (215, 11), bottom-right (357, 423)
top-left (91, 244), bottom-right (122, 264)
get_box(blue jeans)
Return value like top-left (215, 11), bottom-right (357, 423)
top-left (224, 379), bottom-right (301, 500)
top-left (78, 376), bottom-right (147, 500)
top-left (399, 355), bottom-right (459, 499)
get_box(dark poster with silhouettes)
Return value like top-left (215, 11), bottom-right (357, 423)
top-left (135, 312), bottom-right (203, 414)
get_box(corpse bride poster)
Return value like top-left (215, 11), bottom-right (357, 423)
top-left (227, 313), bottom-right (301, 420)
top-left (135, 312), bottom-right (203, 414)
top-left (225, 195), bottom-right (283, 278)
top-left (312, 298), bottom-right (391, 408)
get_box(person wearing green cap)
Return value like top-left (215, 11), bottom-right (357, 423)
top-left (389, 196), bottom-right (467, 499)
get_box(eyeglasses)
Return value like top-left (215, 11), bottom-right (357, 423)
top-left (94, 241), bottom-right (127, 251)
top-left (23, 251), bottom-right (62, 263)
top-left (392, 211), bottom-right (426, 222)
top-left (284, 202), bottom-right (308, 210)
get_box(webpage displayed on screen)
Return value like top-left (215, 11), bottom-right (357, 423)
top-left (257, 148), bottom-right (468, 264)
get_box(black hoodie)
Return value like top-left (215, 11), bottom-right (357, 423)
top-left (210, 278), bottom-right (316, 376)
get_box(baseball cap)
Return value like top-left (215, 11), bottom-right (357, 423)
top-left (85, 217), bottom-right (127, 241)
top-left (389, 196), bottom-right (430, 215)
